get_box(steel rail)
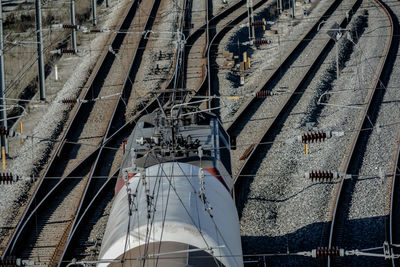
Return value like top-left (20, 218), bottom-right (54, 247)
top-left (327, 0), bottom-right (395, 265)
top-left (0, 0), bottom-right (144, 260)
top-left (59, 169), bottom-right (119, 264)
top-left (233, 0), bottom-right (360, 196)
top-left (390, 135), bottom-right (400, 267)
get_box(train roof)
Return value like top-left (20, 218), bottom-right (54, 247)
top-left (122, 107), bottom-right (225, 170)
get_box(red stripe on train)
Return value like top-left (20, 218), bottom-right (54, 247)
top-left (204, 168), bottom-right (230, 192)
top-left (115, 168), bottom-right (230, 196)
top-left (114, 173), bottom-right (135, 196)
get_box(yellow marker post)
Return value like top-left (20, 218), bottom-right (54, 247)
top-left (243, 51), bottom-right (247, 64)
top-left (247, 57), bottom-right (251, 69)
top-left (304, 143), bottom-right (308, 155)
top-left (262, 18), bottom-right (266, 31)
top-left (227, 96), bottom-right (240, 100)
top-left (19, 122), bottom-right (23, 144)
top-left (2, 147), bottom-right (6, 170)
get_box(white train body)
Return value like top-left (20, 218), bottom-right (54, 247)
top-left (98, 108), bottom-right (243, 267)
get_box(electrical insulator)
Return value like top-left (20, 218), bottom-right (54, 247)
top-left (0, 126), bottom-right (9, 137)
top-left (0, 173), bottom-right (18, 184)
top-left (252, 39), bottom-right (270, 45)
top-left (254, 91), bottom-right (272, 98)
top-left (0, 256), bottom-right (17, 266)
top-left (62, 24), bottom-right (77, 29)
top-left (306, 170), bottom-right (337, 181)
top-left (301, 131), bottom-right (327, 144)
top-left (59, 98), bottom-right (78, 104)
top-left (51, 49), bottom-right (77, 55)
top-left (251, 21), bottom-right (266, 27)
top-left (61, 49), bottom-right (76, 54)
top-left (314, 247), bottom-right (342, 258)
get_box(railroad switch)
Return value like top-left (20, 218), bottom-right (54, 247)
top-left (305, 170), bottom-right (339, 181)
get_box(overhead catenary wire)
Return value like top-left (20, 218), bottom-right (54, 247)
top-left (9, 241), bottom-right (400, 265)
top-left (1, 1), bottom-right (396, 266)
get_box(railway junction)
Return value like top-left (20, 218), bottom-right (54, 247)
top-left (0, 0), bottom-right (399, 266)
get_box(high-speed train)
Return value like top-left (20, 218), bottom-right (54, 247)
top-left (98, 106), bottom-right (244, 267)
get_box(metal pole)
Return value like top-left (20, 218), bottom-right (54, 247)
top-left (247, 0), bottom-right (255, 41)
top-left (70, 0), bottom-right (77, 52)
top-left (106, 0), bottom-right (109, 8)
top-left (292, 0), bottom-right (295, 18)
top-left (336, 42), bottom-right (339, 79)
top-left (0, 1), bottom-right (7, 153)
top-left (36, 0), bottom-right (46, 101)
top-left (277, 0), bottom-right (280, 14)
top-left (206, 0), bottom-right (211, 108)
top-left (92, 0), bottom-right (97, 26)
top-left (279, 0), bottom-right (283, 13)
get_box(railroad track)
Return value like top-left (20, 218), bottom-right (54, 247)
top-left (181, 0), bottom-right (253, 99)
top-left (180, 0), bottom-right (207, 93)
top-left (230, 0), bottom-right (357, 187)
top-left (222, 0), bottom-right (384, 263)
top-left (0, 0), bottom-right (161, 264)
top-left (54, 0), bottom-right (280, 264)
top-left (56, 0), bottom-right (263, 264)
top-left (206, 0), bottom-right (272, 111)
top-left (223, 1), bottom-right (351, 182)
top-left (327, 0), bottom-right (398, 265)
top-left (222, 0), bottom-right (345, 136)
